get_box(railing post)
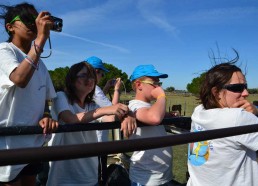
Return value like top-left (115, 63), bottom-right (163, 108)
top-left (113, 129), bottom-right (121, 140)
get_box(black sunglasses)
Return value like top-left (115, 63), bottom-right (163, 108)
top-left (223, 83), bottom-right (248, 93)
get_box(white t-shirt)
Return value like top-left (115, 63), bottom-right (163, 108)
top-left (47, 91), bottom-right (101, 186)
top-left (0, 42), bottom-right (56, 182)
top-left (128, 100), bottom-right (173, 185)
top-left (187, 104), bottom-right (258, 186)
top-left (93, 85), bottom-right (112, 142)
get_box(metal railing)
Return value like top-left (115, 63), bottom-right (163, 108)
top-left (0, 117), bottom-right (257, 167)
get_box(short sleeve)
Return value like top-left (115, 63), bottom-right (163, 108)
top-left (0, 43), bottom-right (19, 89)
top-left (52, 92), bottom-right (70, 120)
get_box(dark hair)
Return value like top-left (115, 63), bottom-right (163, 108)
top-left (200, 53), bottom-right (243, 109)
top-left (0, 2), bottom-right (38, 42)
top-left (65, 62), bottom-right (97, 105)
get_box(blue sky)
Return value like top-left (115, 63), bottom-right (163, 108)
top-left (1, 0), bottom-right (258, 90)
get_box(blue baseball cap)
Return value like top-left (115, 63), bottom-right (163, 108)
top-left (85, 56), bottom-right (109, 72)
top-left (130, 64), bottom-right (168, 81)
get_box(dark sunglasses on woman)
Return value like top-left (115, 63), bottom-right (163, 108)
top-left (223, 83), bottom-right (248, 93)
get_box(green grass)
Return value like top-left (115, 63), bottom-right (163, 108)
top-left (172, 144), bottom-right (188, 184)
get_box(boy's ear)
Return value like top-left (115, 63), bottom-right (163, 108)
top-left (134, 80), bottom-right (142, 91)
top-left (6, 23), bottom-right (14, 33)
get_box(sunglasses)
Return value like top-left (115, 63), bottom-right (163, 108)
top-left (140, 80), bottom-right (162, 86)
top-left (223, 83), bottom-right (248, 93)
top-left (9, 15), bottom-right (37, 28)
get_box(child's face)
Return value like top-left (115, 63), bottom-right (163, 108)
top-left (138, 77), bottom-right (162, 100)
top-left (95, 69), bottom-right (105, 83)
top-left (76, 67), bottom-right (95, 95)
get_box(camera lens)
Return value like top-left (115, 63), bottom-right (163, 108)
top-left (56, 22), bottom-right (63, 28)
top-left (50, 16), bottom-right (63, 32)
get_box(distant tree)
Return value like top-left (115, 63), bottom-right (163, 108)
top-left (186, 73), bottom-right (206, 95)
top-left (49, 67), bottom-right (69, 91)
top-left (248, 88), bottom-right (258, 94)
top-left (165, 86), bottom-right (175, 92)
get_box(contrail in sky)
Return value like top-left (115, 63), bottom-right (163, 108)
top-left (59, 32), bottom-right (130, 53)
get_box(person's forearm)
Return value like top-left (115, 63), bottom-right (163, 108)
top-left (81, 107), bottom-right (113, 123)
top-left (112, 89), bottom-right (120, 105)
top-left (147, 97), bottom-right (166, 124)
top-left (90, 107), bottom-right (116, 122)
top-left (102, 115), bottom-right (116, 122)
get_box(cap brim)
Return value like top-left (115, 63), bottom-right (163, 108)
top-left (157, 74), bottom-right (168, 78)
top-left (100, 67), bottom-right (109, 72)
top-left (148, 73), bottom-right (168, 79)
top-left (130, 73), bottom-right (168, 82)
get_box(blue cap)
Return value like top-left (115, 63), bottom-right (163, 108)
top-left (85, 56), bottom-right (109, 72)
top-left (129, 64), bottom-right (168, 81)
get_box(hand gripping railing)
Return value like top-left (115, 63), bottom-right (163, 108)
top-left (0, 117), bottom-right (191, 136)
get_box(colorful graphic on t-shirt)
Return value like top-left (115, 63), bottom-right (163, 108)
top-left (188, 128), bottom-right (210, 166)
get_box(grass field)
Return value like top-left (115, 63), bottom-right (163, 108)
top-left (172, 144), bottom-right (188, 184)
top-left (116, 93), bottom-right (258, 184)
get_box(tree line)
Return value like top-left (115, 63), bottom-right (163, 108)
top-left (49, 63), bottom-right (257, 94)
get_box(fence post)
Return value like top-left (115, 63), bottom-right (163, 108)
top-left (113, 129), bottom-right (121, 140)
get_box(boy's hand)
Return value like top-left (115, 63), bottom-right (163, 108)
top-left (151, 87), bottom-right (165, 99)
top-left (39, 117), bottom-right (58, 134)
top-left (121, 113), bottom-right (137, 138)
top-left (232, 100), bottom-right (258, 115)
top-left (114, 78), bottom-right (121, 90)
